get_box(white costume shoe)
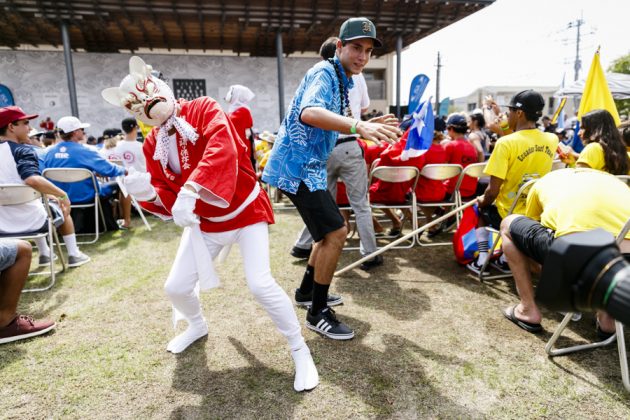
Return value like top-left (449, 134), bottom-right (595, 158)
top-left (291, 345), bottom-right (319, 392)
top-left (166, 319), bottom-right (209, 354)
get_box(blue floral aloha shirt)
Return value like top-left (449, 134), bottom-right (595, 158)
top-left (262, 57), bottom-right (353, 194)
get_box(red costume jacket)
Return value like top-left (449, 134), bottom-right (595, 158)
top-left (141, 97), bottom-right (274, 232)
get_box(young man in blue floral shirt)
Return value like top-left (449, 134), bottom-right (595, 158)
top-left (263, 17), bottom-right (401, 340)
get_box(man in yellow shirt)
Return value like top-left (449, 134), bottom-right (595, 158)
top-left (500, 168), bottom-right (630, 333)
top-left (468, 90), bottom-right (558, 275)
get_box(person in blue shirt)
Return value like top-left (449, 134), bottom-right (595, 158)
top-left (262, 17), bottom-right (401, 340)
top-left (43, 116), bottom-right (126, 204)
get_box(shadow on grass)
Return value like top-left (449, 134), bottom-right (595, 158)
top-left (335, 274), bottom-right (431, 321)
top-left (307, 316), bottom-right (483, 417)
top-left (169, 337), bottom-right (303, 419)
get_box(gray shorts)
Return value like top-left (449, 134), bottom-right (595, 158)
top-left (0, 240), bottom-right (18, 272)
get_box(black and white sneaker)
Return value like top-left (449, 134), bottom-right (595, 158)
top-left (306, 307), bottom-right (354, 340)
top-left (466, 260), bottom-right (489, 276)
top-left (294, 288), bottom-right (343, 307)
top-left (490, 258), bottom-right (512, 274)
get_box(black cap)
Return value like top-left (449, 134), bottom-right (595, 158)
top-left (446, 113), bottom-right (468, 128)
top-left (506, 90), bottom-right (545, 118)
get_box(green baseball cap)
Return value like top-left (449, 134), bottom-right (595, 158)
top-left (339, 17), bottom-right (382, 48)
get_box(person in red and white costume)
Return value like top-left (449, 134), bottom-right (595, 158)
top-left (102, 56), bottom-right (318, 392)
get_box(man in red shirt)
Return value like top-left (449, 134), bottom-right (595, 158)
top-left (443, 113), bottom-right (480, 199)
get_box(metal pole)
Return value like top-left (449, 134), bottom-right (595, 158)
top-left (396, 35), bottom-right (402, 118)
top-left (334, 199), bottom-right (477, 276)
top-left (61, 21), bottom-right (79, 117)
top-left (435, 51), bottom-right (441, 112)
top-left (276, 31), bottom-right (286, 124)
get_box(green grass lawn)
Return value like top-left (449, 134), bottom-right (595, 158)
top-left (2, 211), bottom-right (629, 419)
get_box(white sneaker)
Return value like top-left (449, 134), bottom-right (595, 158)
top-left (291, 345), bottom-right (319, 392)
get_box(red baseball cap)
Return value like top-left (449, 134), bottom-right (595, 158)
top-left (0, 106), bottom-right (38, 128)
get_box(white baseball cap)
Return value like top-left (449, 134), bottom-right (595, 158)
top-left (57, 116), bottom-right (90, 134)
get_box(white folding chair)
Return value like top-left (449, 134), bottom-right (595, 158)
top-left (368, 165), bottom-right (420, 249)
top-left (453, 162), bottom-right (487, 227)
top-left (545, 217), bottom-right (630, 393)
top-left (478, 178), bottom-right (538, 282)
top-left (415, 164), bottom-right (463, 246)
top-left (43, 168), bottom-right (106, 244)
top-left (0, 184), bottom-right (66, 292)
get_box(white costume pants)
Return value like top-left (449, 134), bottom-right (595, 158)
top-left (164, 222), bottom-right (305, 351)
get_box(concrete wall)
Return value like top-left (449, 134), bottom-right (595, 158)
top-left (0, 51), bottom-right (319, 136)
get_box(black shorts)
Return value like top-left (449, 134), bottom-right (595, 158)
top-left (509, 216), bottom-right (555, 265)
top-left (283, 182), bottom-right (345, 243)
top-left (479, 204), bottom-right (502, 230)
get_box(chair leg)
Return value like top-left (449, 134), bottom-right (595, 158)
top-left (23, 225), bottom-right (59, 293)
top-left (616, 321), bottom-right (630, 393)
top-left (545, 312), bottom-right (617, 357)
top-left (132, 197), bottom-right (152, 230)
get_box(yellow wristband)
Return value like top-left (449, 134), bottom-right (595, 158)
top-left (350, 121), bottom-right (358, 135)
top-left (58, 195), bottom-right (68, 201)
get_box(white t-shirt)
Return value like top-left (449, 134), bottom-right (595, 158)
top-left (348, 73), bottom-right (370, 120)
top-left (115, 140), bottom-right (147, 172)
top-left (98, 147), bottom-right (121, 162)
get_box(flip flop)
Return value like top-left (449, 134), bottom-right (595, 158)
top-left (503, 305), bottom-right (543, 333)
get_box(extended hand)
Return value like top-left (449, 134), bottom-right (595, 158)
top-left (123, 168), bottom-right (156, 201)
top-left (368, 113), bottom-right (399, 127)
top-left (356, 120), bottom-right (402, 146)
top-left (171, 187), bottom-right (200, 228)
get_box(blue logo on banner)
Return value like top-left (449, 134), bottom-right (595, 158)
top-left (408, 74), bottom-right (429, 115)
top-left (0, 84), bottom-right (15, 107)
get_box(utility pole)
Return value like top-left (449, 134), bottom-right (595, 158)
top-left (568, 16), bottom-right (584, 81)
top-left (435, 51), bottom-right (441, 112)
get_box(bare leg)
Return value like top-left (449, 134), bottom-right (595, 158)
top-left (500, 215), bottom-right (542, 324)
top-left (121, 195), bottom-right (132, 227)
top-left (0, 241), bottom-right (32, 327)
top-left (311, 226), bottom-right (347, 286)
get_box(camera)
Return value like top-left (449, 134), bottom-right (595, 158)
top-left (536, 229), bottom-right (630, 326)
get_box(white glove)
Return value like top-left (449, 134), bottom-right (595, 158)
top-left (171, 188), bottom-right (200, 227)
top-left (123, 168), bottom-right (156, 201)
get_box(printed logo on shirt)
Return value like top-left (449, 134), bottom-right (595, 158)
top-left (122, 151), bottom-right (135, 163)
top-left (54, 146), bottom-right (69, 159)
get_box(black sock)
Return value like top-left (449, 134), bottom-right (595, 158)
top-left (299, 265), bottom-right (315, 294)
top-left (310, 282), bottom-right (330, 314)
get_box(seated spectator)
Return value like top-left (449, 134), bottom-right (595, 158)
top-left (98, 130), bottom-right (122, 161)
top-left (500, 168), bottom-right (630, 335)
top-left (43, 116), bottom-right (126, 233)
top-left (0, 106), bottom-right (90, 267)
top-left (0, 239), bottom-right (56, 344)
top-left (43, 116), bottom-right (126, 203)
top-left (112, 118), bottom-right (148, 229)
top-left (468, 90), bottom-right (558, 275)
top-left (443, 113), bottom-right (480, 199)
top-left (116, 118), bottom-right (147, 172)
top-left (369, 123), bottom-right (447, 236)
top-left (574, 109), bottom-right (630, 175)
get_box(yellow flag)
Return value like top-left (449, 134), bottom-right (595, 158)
top-left (578, 49), bottom-right (621, 126)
